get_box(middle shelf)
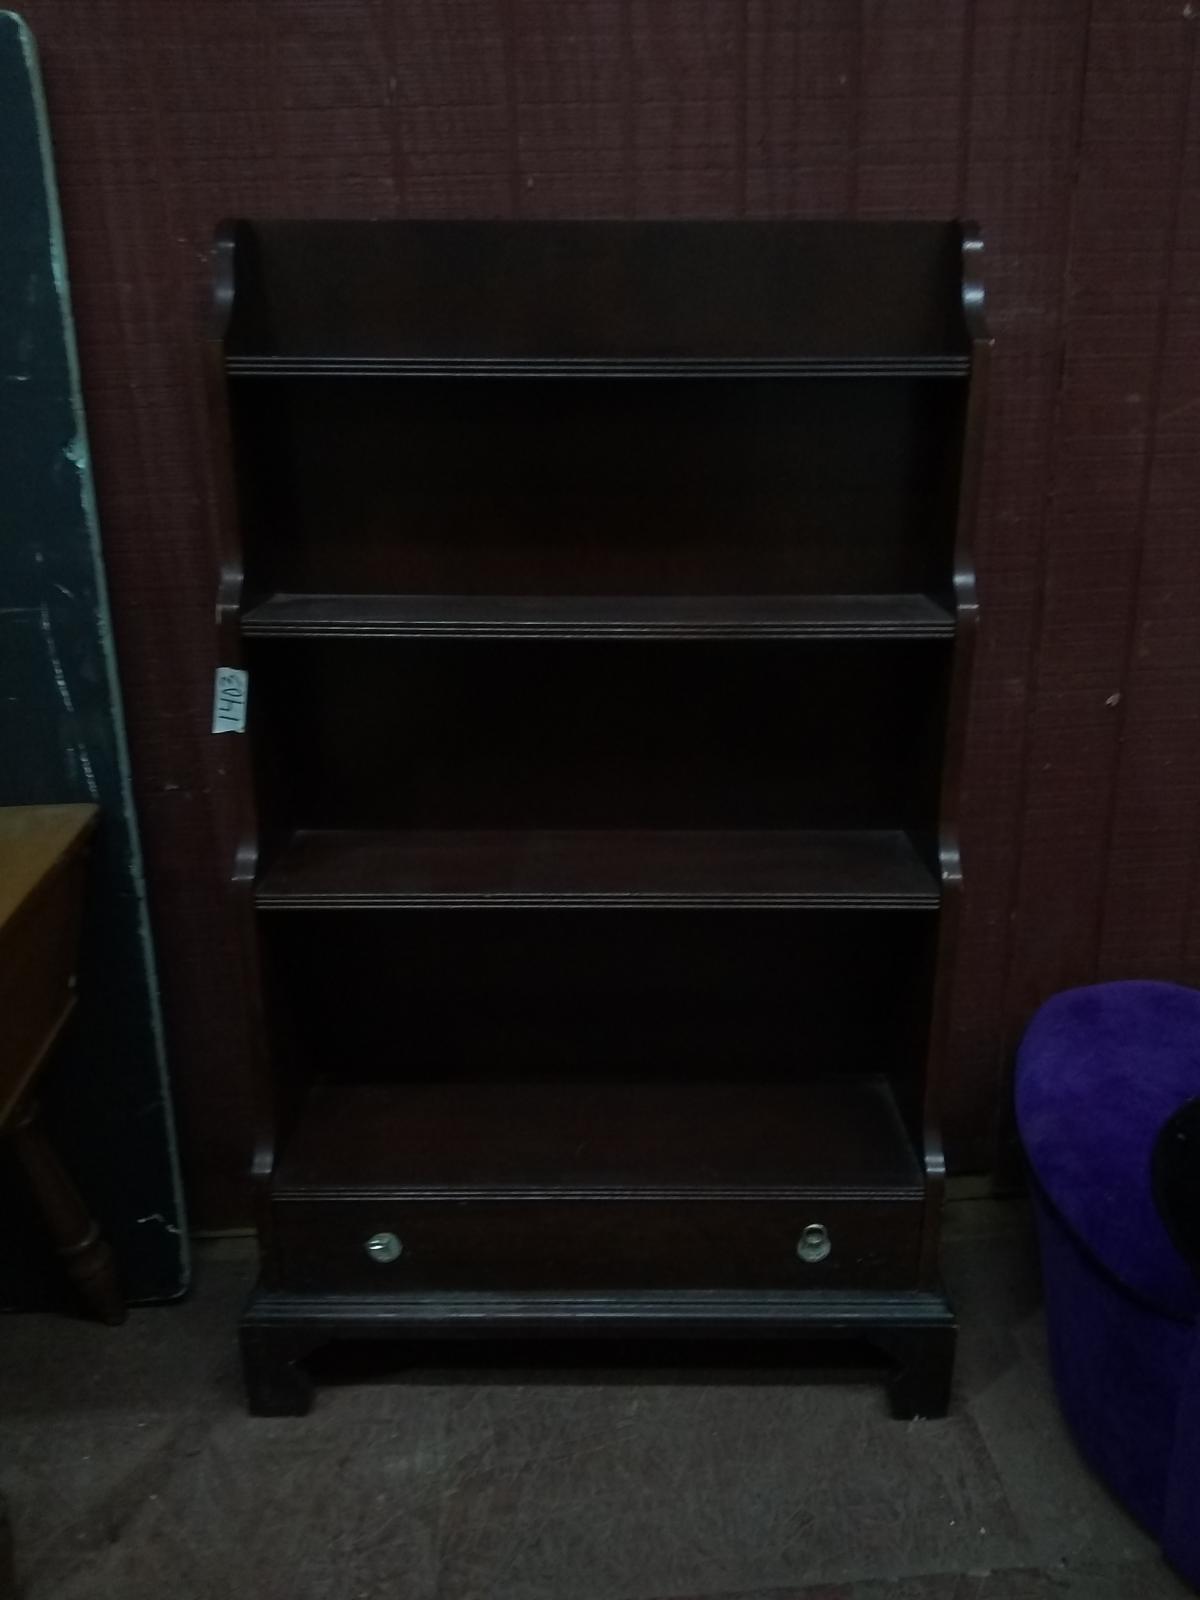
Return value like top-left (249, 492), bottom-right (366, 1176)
top-left (241, 591), bottom-right (956, 641)
top-left (255, 827), bottom-right (940, 911)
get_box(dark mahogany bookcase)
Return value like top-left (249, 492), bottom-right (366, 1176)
top-left (211, 221), bottom-right (989, 1416)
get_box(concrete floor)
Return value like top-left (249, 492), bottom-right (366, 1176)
top-left (0, 1201), bottom-right (1193, 1600)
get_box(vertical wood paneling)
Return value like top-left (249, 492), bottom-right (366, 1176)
top-left (629, 1), bottom-right (743, 215)
top-left (745, 0), bottom-right (858, 218)
top-left (267, 4), bottom-right (399, 214)
top-left (393, 1), bottom-right (514, 215)
top-left (1004, 6), bottom-right (1195, 1031)
top-left (856, 0), bottom-right (969, 219)
top-left (1100, 33), bottom-right (1200, 977)
top-left (39, 8), bottom-right (260, 1218)
top-left (943, 1), bottom-right (1091, 1164)
top-left (511, 1), bottom-right (628, 214)
top-left (13, 0), bottom-right (1200, 1220)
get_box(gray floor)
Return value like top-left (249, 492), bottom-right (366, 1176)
top-left (0, 1201), bottom-right (1192, 1600)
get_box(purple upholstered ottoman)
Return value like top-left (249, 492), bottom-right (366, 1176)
top-left (1016, 980), bottom-right (1200, 1587)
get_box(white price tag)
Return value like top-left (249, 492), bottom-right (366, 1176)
top-left (212, 667), bottom-right (248, 733)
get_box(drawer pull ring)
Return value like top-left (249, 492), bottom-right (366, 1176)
top-left (364, 1231), bottom-right (403, 1264)
top-left (796, 1223), bottom-right (831, 1264)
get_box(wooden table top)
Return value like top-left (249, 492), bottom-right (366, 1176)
top-left (0, 804), bottom-right (98, 933)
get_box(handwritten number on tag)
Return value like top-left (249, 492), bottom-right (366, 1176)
top-left (212, 667), bottom-right (248, 733)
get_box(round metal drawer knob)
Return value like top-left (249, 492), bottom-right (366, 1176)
top-left (364, 1231), bottom-right (403, 1264)
top-left (796, 1223), bottom-right (832, 1264)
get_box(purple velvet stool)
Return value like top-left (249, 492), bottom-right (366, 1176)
top-left (1016, 980), bottom-right (1200, 1587)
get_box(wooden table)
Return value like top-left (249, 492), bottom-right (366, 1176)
top-left (0, 804), bottom-right (123, 1323)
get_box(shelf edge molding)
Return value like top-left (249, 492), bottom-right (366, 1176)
top-left (241, 592), bottom-right (958, 642)
top-left (227, 354), bottom-right (971, 379)
top-left (254, 828), bottom-right (943, 912)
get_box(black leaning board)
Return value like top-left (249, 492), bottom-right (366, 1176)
top-left (0, 15), bottom-right (187, 1305)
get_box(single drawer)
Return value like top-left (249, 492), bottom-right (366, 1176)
top-left (269, 1195), bottom-right (924, 1293)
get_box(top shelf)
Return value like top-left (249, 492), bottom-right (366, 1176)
top-left (218, 220), bottom-right (980, 376)
top-left (226, 355), bottom-right (969, 379)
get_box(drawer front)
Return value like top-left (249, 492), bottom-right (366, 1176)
top-left (270, 1197), bottom-right (924, 1293)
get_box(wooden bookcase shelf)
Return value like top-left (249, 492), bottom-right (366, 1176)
top-left (213, 219), bottom-right (989, 1417)
top-left (254, 827), bottom-right (941, 911)
top-left (220, 220), bottom-right (970, 366)
top-left (273, 1078), bottom-right (924, 1200)
top-left (269, 1079), bottom-right (925, 1296)
top-left (242, 592), bottom-right (956, 641)
top-left (227, 354), bottom-right (970, 379)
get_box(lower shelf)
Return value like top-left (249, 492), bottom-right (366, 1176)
top-left (273, 1077), bottom-right (924, 1199)
top-left (255, 828), bottom-right (941, 910)
top-left (268, 1078), bottom-right (927, 1295)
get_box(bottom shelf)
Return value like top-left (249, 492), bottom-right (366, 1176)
top-left (267, 1078), bottom-right (928, 1297)
top-left (273, 1076), bottom-right (924, 1201)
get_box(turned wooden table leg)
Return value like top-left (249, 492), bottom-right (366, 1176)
top-left (7, 1097), bottom-right (125, 1325)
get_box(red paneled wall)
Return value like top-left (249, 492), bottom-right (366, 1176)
top-left (17, 0), bottom-right (1200, 1223)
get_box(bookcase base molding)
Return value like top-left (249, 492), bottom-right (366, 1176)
top-left (240, 1286), bottom-right (957, 1420)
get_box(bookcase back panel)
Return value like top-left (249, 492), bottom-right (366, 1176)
top-left (233, 378), bottom-right (964, 599)
top-left (262, 909), bottom-right (937, 1093)
top-left (249, 639), bottom-right (951, 833)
